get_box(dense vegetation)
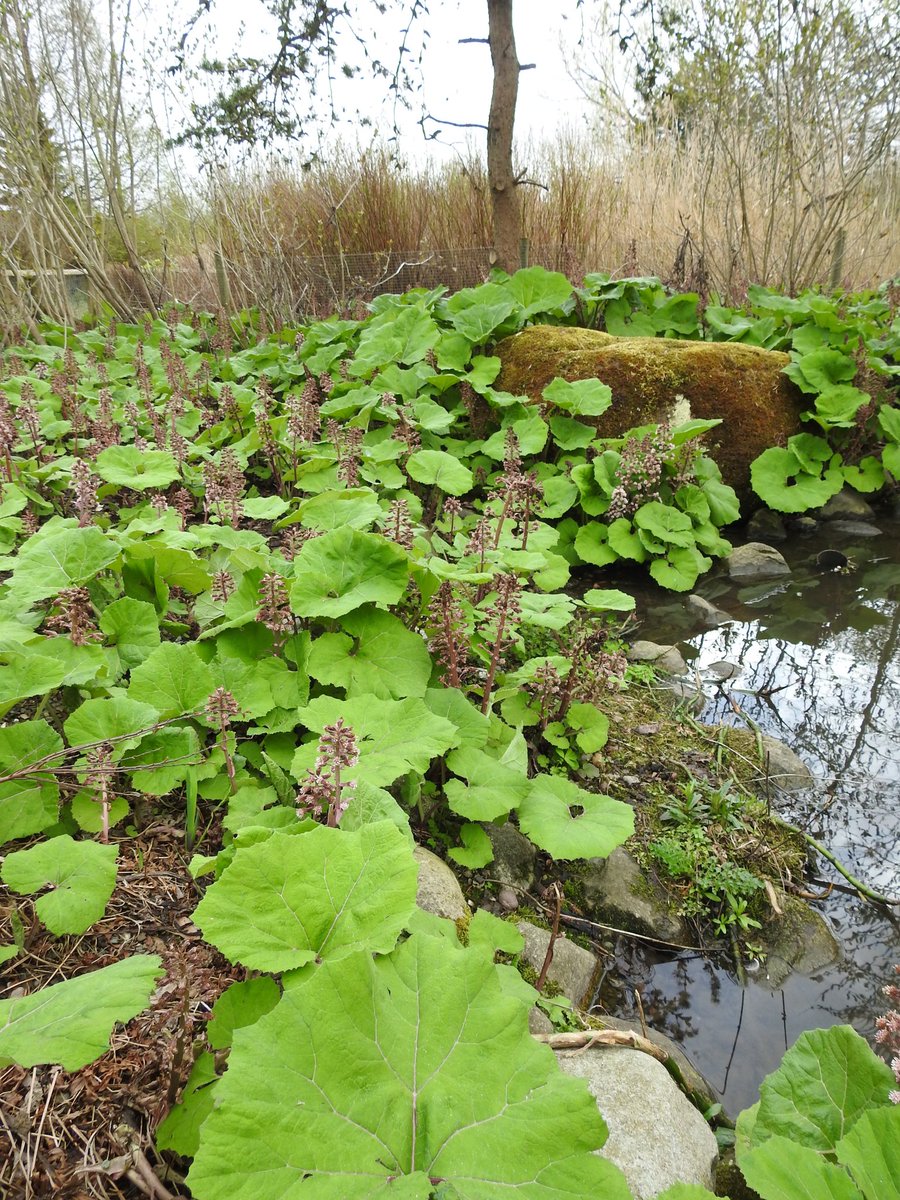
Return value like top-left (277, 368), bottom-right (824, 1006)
top-left (0, 268), bottom-right (897, 1197)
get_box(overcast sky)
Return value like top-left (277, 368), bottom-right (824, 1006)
top-left (140, 0), bottom-right (601, 168)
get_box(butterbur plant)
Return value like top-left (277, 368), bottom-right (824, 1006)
top-left (876, 965), bottom-right (900, 1103)
top-left (478, 572), bottom-right (522, 714)
top-left (205, 687), bottom-right (241, 793)
top-left (45, 586), bottom-right (100, 645)
top-left (85, 741), bottom-right (116, 843)
top-left (427, 581), bottom-right (470, 688)
top-left (257, 573), bottom-right (294, 647)
top-left (295, 717), bottom-right (359, 827)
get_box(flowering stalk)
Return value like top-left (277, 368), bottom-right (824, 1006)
top-left (295, 718), bottom-right (359, 827)
top-left (85, 742), bottom-right (115, 843)
top-left (479, 573), bottom-right (522, 715)
top-left (427, 582), bottom-right (468, 689)
top-left (205, 687), bottom-right (241, 794)
top-left (876, 965), bottom-right (900, 1104)
top-left (257, 573), bottom-right (294, 649)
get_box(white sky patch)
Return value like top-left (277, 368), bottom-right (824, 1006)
top-left (127, 0), bottom-right (596, 170)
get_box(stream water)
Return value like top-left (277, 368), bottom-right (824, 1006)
top-left (597, 517), bottom-right (900, 1115)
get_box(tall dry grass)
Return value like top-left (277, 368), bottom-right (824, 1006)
top-left (187, 120), bottom-right (898, 317)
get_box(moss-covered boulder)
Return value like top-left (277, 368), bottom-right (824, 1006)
top-left (494, 325), bottom-right (807, 500)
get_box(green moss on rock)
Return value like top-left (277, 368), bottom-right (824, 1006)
top-left (494, 325), bottom-right (807, 501)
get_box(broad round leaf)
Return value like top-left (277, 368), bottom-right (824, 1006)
top-left (582, 588), bottom-right (636, 612)
top-left (750, 447), bottom-right (845, 513)
top-left (0, 956), bottom-right (163, 1071)
top-left (308, 606), bottom-right (433, 699)
top-left (8, 526), bottom-right (119, 604)
top-left (128, 642), bottom-right (215, 718)
top-left (64, 696), bottom-right (160, 755)
top-left (290, 527), bottom-right (410, 618)
top-left (0, 720), bottom-right (63, 842)
top-left (95, 445), bottom-right (181, 489)
top-left (99, 597), bottom-right (161, 670)
top-left (517, 775), bottom-right (635, 860)
top-left (1, 835), bottom-right (117, 934)
top-left (406, 449), bottom-right (473, 496)
top-left (194, 821), bottom-right (417, 972)
top-left (187, 932), bottom-right (630, 1200)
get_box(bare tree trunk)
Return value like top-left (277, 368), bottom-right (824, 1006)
top-left (486, 0), bottom-right (521, 273)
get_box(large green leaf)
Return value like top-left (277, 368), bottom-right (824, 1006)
top-left (7, 526), bottom-right (119, 603)
top-left (749, 1026), bottom-right (895, 1154)
top-left (542, 376), bottom-right (613, 417)
top-left (446, 282), bottom-right (518, 343)
top-left (406, 449), bottom-right (473, 495)
top-left (0, 719), bottom-right (64, 843)
top-left (186, 932), bottom-right (630, 1200)
top-left (99, 597), bottom-right (161, 669)
top-left (291, 488), bottom-right (382, 531)
top-left (194, 822), bottom-right (417, 972)
top-left (351, 302), bottom-right (439, 374)
top-left (739, 1136), bottom-right (864, 1200)
top-left (64, 695), bottom-right (160, 755)
top-left (517, 775), bottom-right (635, 860)
top-left (308, 606), bottom-right (433, 699)
top-left (95, 445), bottom-right (181, 489)
top-left (836, 1106), bottom-right (900, 1200)
top-left (1, 835), bottom-right (117, 935)
top-left (0, 955), bottom-right (163, 1070)
top-left (444, 746), bottom-right (532, 821)
top-left (506, 266), bottom-right (573, 317)
top-left (290, 527), bottom-right (410, 618)
top-left (293, 696), bottom-right (458, 786)
top-left (751, 447), bottom-right (845, 512)
top-left (128, 642), bottom-right (215, 718)
top-left (0, 646), bottom-right (77, 711)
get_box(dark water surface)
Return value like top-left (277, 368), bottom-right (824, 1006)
top-left (598, 518), bottom-right (900, 1115)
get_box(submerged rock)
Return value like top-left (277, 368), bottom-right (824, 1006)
top-left (828, 519), bottom-right (882, 538)
top-left (760, 892), bottom-right (842, 989)
top-left (725, 541), bottom-right (791, 581)
top-left (412, 845), bottom-right (467, 922)
top-left (516, 919), bottom-right (602, 1008)
top-left (745, 507), bottom-right (788, 542)
top-left (685, 593), bottom-right (734, 627)
top-left (818, 488), bottom-right (876, 521)
top-left (757, 735), bottom-right (815, 793)
top-left (555, 1046), bottom-right (719, 1198)
top-left (581, 848), bottom-right (690, 945)
top-left (627, 640), bottom-right (688, 675)
top-left (493, 324), bottom-right (806, 500)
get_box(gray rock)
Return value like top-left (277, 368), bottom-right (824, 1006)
top-left (726, 542), bottom-right (791, 581)
top-left (527, 1006), bottom-right (554, 1035)
top-left (627, 640), bottom-right (688, 675)
top-left (745, 508), bottom-right (788, 542)
top-left (593, 1016), bottom-right (718, 1112)
top-left (413, 845), bottom-right (467, 922)
top-left (760, 893), bottom-right (842, 989)
top-left (555, 1047), bottom-right (718, 1198)
top-left (517, 920), bottom-right (602, 1008)
top-left (818, 489), bottom-right (876, 521)
top-left (685, 594), bottom-right (733, 627)
top-left (581, 849), bottom-right (690, 945)
top-left (791, 516), bottom-right (818, 534)
top-left (497, 886), bottom-right (519, 912)
top-left (485, 821), bottom-right (537, 892)
top-left (827, 519), bottom-right (882, 538)
top-left (757, 735), bottom-right (814, 792)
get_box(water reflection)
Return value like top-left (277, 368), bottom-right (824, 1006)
top-left (603, 522), bottom-right (900, 1114)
